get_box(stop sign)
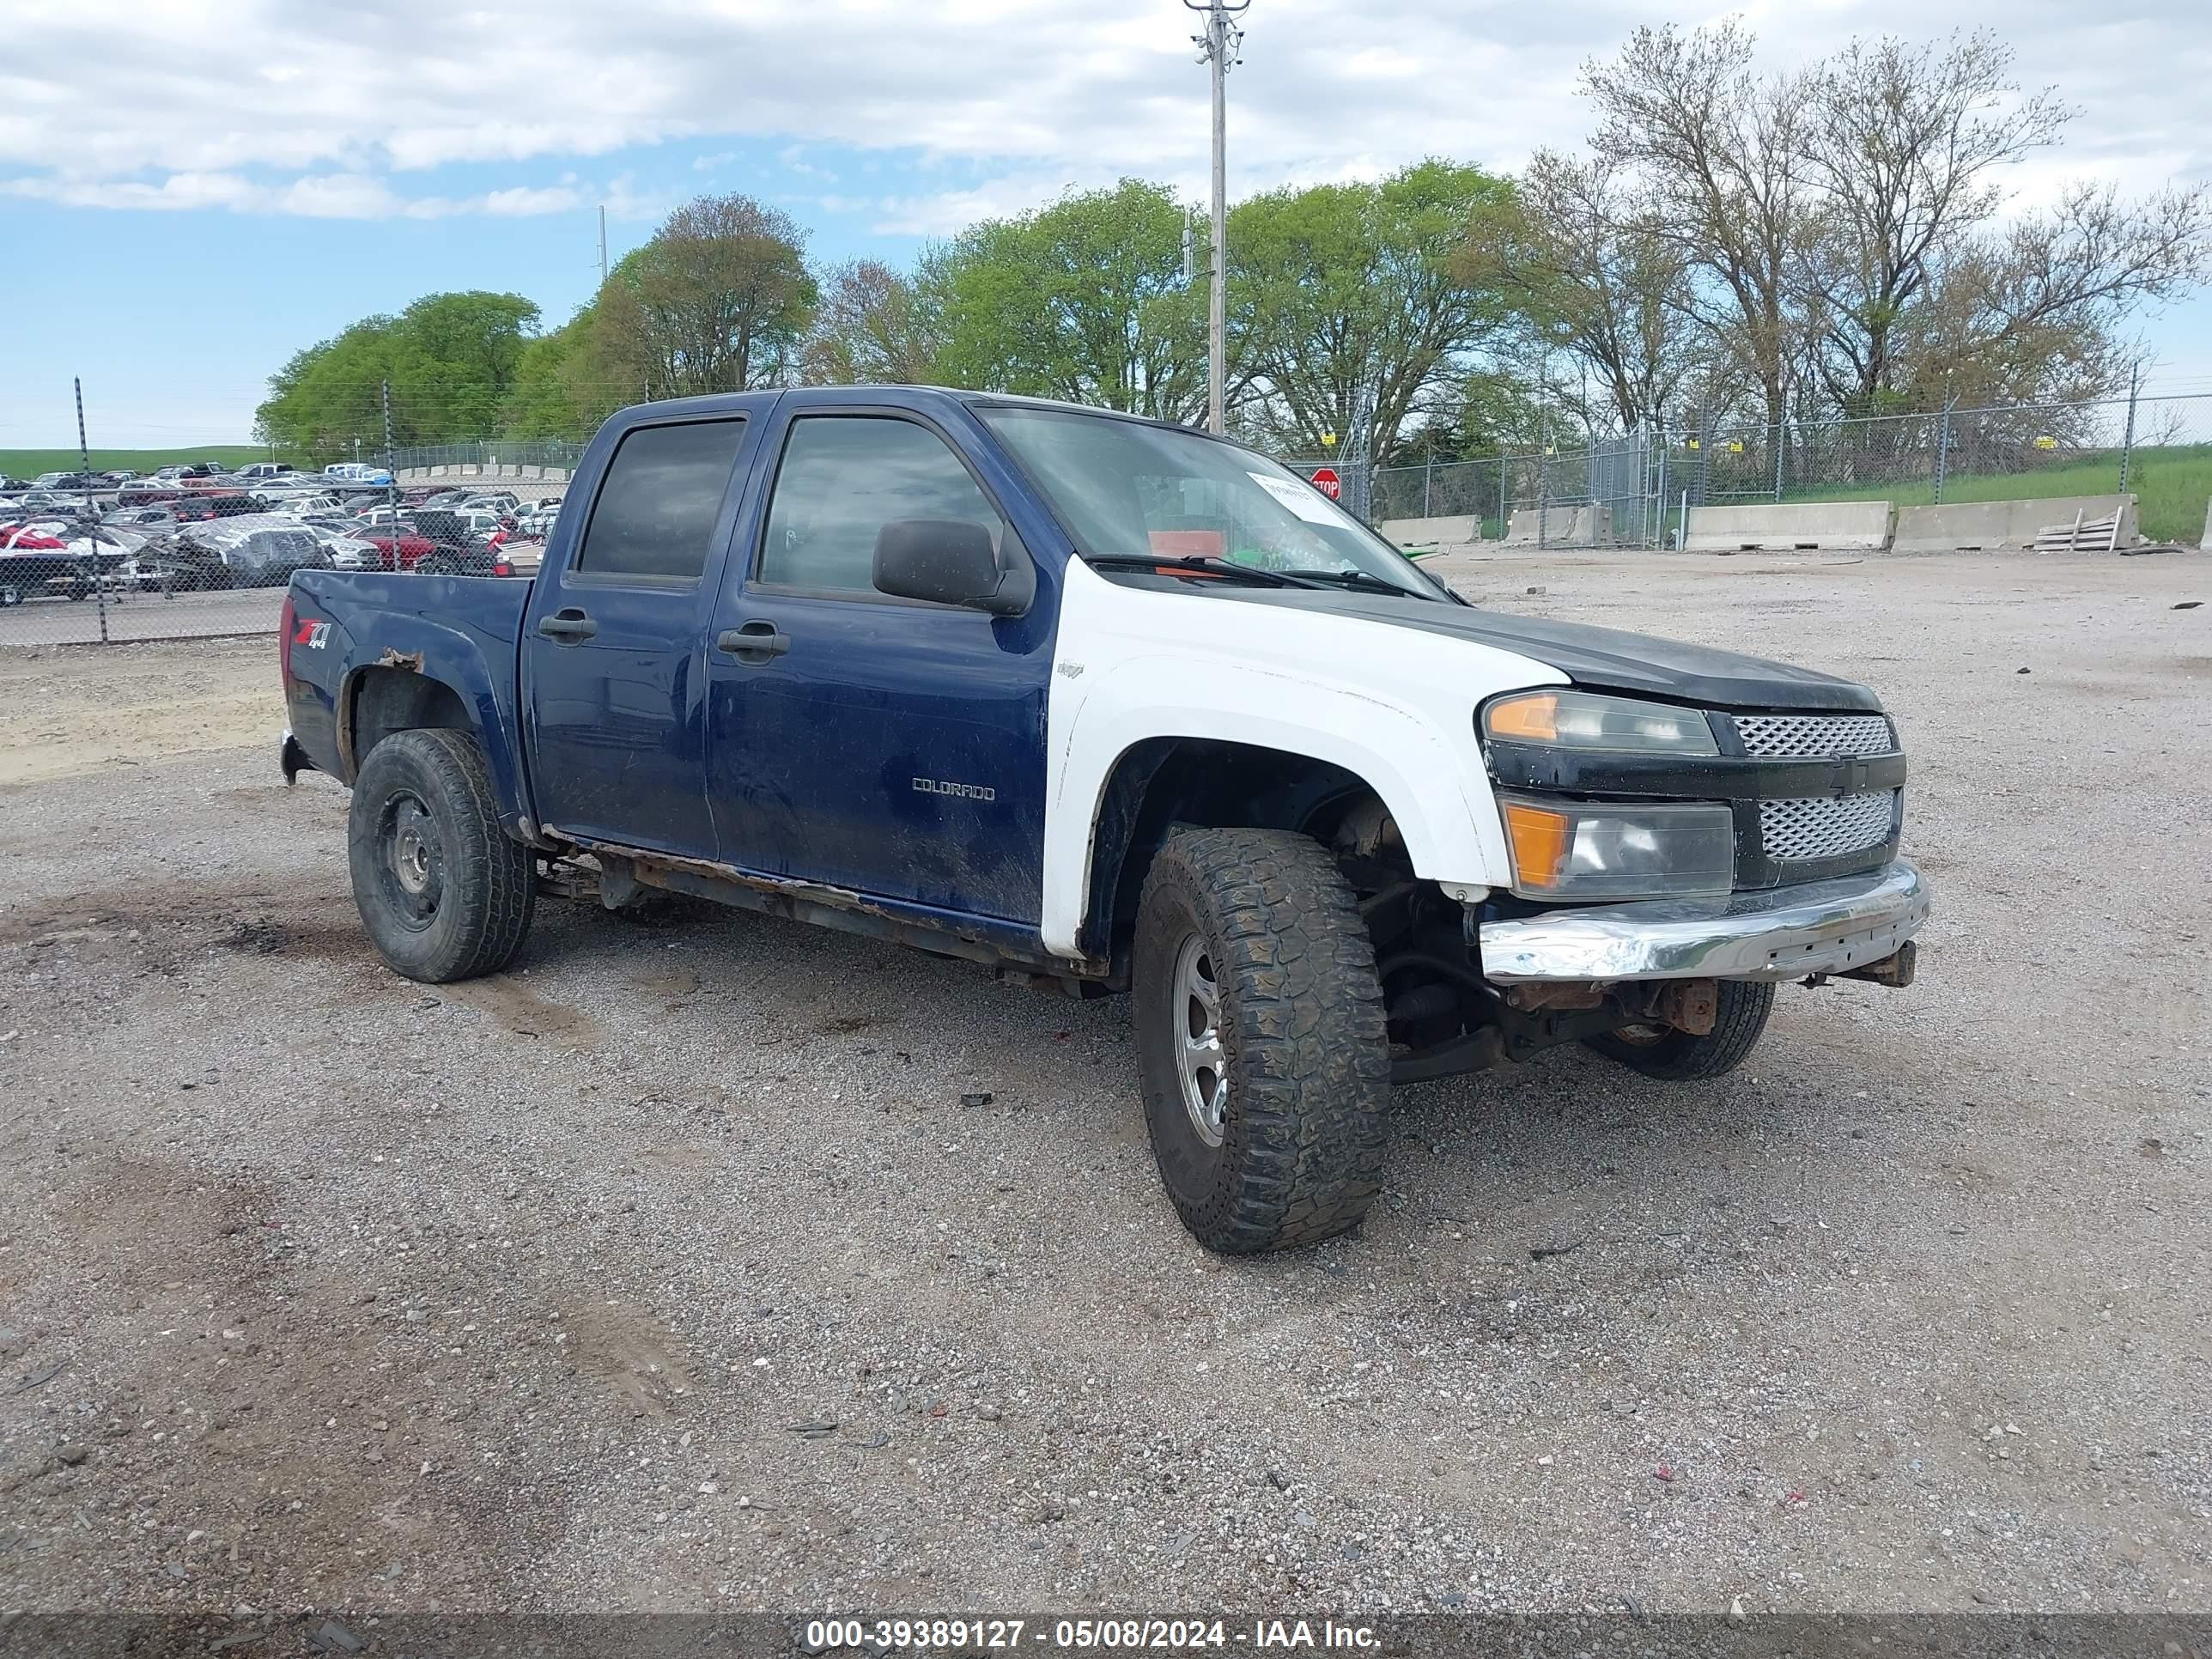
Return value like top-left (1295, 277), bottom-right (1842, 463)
top-left (1309, 466), bottom-right (1341, 500)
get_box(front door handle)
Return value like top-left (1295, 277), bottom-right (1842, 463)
top-left (538, 607), bottom-right (598, 642)
top-left (717, 620), bottom-right (791, 664)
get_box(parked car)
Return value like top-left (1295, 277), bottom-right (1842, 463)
top-left (145, 520), bottom-right (329, 589)
top-left (169, 493), bottom-right (264, 523)
top-left (234, 462), bottom-right (298, 483)
top-left (514, 500), bottom-right (562, 538)
top-left (0, 520), bottom-right (138, 600)
top-left (340, 526), bottom-right (438, 572)
top-left (279, 386), bottom-right (1932, 1255)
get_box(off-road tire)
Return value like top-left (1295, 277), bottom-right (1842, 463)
top-left (1133, 827), bottom-right (1391, 1255)
top-left (1586, 980), bottom-right (1774, 1080)
top-left (348, 727), bottom-right (535, 982)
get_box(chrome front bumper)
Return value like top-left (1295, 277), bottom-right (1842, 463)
top-left (1477, 859), bottom-right (1930, 983)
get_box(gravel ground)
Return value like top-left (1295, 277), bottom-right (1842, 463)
top-left (0, 550), bottom-right (2206, 1623)
top-left (0, 586), bottom-right (285, 650)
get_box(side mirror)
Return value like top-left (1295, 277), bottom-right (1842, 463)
top-left (872, 519), bottom-right (1034, 617)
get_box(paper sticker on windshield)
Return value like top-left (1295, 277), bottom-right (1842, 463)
top-left (1248, 471), bottom-right (1340, 525)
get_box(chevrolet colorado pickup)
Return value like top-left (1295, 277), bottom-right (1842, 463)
top-left (280, 386), bottom-right (1930, 1254)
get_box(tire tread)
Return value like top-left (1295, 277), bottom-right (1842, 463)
top-left (1138, 827), bottom-right (1390, 1254)
top-left (347, 727), bottom-right (534, 982)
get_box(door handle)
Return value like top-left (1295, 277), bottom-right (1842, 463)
top-left (717, 621), bottom-right (791, 663)
top-left (538, 608), bottom-right (598, 641)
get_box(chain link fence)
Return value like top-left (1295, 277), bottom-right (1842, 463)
top-left (1284, 391), bottom-right (2212, 550)
top-left (1, 382), bottom-right (580, 650)
top-left (9, 386), bottom-right (2208, 650)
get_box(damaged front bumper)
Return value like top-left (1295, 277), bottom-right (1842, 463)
top-left (1477, 859), bottom-right (1929, 984)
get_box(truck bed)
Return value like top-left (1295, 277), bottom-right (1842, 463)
top-left (283, 570), bottom-right (533, 801)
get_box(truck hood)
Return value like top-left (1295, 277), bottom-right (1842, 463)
top-left (1209, 587), bottom-right (1883, 713)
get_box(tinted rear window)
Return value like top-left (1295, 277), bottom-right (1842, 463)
top-left (574, 418), bottom-right (747, 581)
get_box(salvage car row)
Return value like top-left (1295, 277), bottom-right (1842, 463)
top-left (0, 479), bottom-right (554, 606)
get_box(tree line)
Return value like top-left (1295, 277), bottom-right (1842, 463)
top-left (255, 24), bottom-right (2206, 467)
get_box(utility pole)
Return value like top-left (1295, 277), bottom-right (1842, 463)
top-left (598, 205), bottom-right (609, 289)
top-left (1186, 0), bottom-right (1249, 434)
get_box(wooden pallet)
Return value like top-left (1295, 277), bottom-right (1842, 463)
top-left (2032, 507), bottom-right (2124, 553)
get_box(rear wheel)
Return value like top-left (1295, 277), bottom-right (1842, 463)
top-left (1133, 828), bottom-right (1391, 1255)
top-left (348, 728), bottom-right (535, 982)
top-left (1585, 980), bottom-right (1773, 1079)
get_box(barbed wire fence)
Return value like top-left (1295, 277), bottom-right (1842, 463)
top-left (7, 382), bottom-right (2208, 650)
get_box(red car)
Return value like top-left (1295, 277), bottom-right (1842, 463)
top-left (353, 528), bottom-right (438, 571)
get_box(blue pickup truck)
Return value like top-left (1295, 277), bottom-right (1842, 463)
top-left (281, 386), bottom-right (1930, 1254)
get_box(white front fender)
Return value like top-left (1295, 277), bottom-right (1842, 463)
top-left (1039, 560), bottom-right (1567, 958)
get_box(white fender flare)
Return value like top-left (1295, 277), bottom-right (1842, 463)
top-left (1039, 559), bottom-right (1567, 958)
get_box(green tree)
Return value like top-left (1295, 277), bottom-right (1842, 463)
top-left (591, 193), bottom-right (817, 396)
top-left (926, 179), bottom-right (1207, 419)
top-left (1229, 161), bottom-right (1514, 457)
top-left (254, 290), bottom-right (539, 459)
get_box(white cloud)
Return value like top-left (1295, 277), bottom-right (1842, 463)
top-left (0, 0), bottom-right (2201, 222)
top-left (0, 170), bottom-right (582, 220)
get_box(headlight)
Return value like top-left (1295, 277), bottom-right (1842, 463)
top-left (1484, 690), bottom-right (1717, 755)
top-left (1497, 794), bottom-right (1735, 900)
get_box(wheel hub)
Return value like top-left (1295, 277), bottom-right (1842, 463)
top-left (393, 825), bottom-right (432, 894)
top-left (1172, 932), bottom-right (1228, 1148)
top-left (382, 794), bottom-right (443, 927)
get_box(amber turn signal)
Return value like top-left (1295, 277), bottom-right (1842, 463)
top-left (1485, 691), bottom-right (1559, 743)
top-left (1501, 800), bottom-right (1573, 890)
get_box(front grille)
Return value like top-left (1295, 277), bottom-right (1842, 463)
top-left (1734, 713), bottom-right (1896, 758)
top-left (1759, 791), bottom-right (1898, 863)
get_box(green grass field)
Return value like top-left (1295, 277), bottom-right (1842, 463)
top-left (0, 445), bottom-right (269, 481)
top-left (1774, 445), bottom-right (2212, 544)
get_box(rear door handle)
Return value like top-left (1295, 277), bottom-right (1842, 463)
top-left (538, 607), bottom-right (598, 641)
top-left (717, 621), bottom-right (790, 663)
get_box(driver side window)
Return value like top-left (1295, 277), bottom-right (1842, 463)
top-left (757, 416), bottom-right (1006, 593)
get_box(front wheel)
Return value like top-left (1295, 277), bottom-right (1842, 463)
top-left (1133, 828), bottom-right (1391, 1255)
top-left (1585, 980), bottom-right (1774, 1079)
top-left (347, 728), bottom-right (536, 982)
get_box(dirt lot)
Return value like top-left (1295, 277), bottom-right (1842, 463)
top-left (1, 551), bottom-right (2207, 1626)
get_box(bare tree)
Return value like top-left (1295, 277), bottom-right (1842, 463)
top-left (1796, 31), bottom-right (2069, 413)
top-left (801, 258), bottom-right (943, 386)
top-left (1463, 149), bottom-right (1705, 433)
top-left (1582, 20), bottom-right (1814, 434)
top-left (1927, 179), bottom-right (2210, 404)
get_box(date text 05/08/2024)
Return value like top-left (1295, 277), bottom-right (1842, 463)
top-left (803, 1618), bottom-right (1382, 1651)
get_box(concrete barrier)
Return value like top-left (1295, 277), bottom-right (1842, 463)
top-left (1683, 501), bottom-right (1893, 552)
top-left (1379, 514), bottom-right (1480, 547)
top-left (1891, 495), bottom-right (2137, 552)
top-left (1504, 504), bottom-right (1612, 545)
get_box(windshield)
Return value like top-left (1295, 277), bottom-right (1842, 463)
top-left (981, 406), bottom-right (1446, 599)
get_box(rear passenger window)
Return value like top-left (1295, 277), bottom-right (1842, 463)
top-left (574, 418), bottom-right (746, 581)
top-left (757, 416), bottom-right (1005, 592)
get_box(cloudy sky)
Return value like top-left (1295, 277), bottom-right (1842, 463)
top-left (3, 0), bottom-right (2207, 446)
